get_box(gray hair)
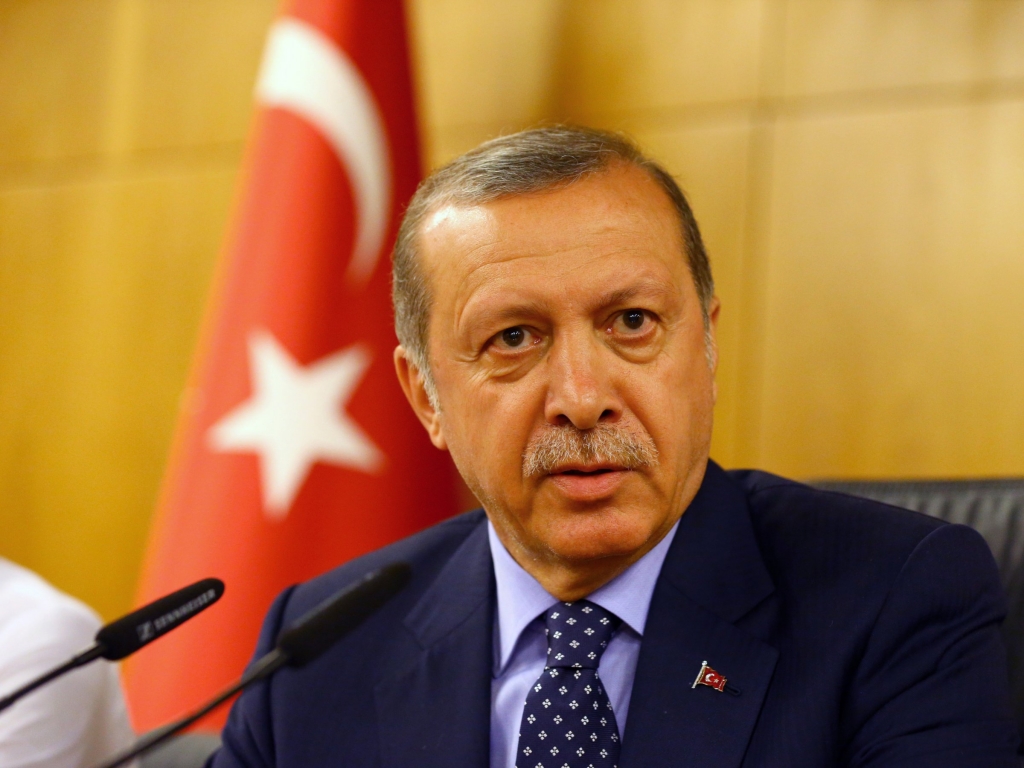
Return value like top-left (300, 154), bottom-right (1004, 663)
top-left (391, 125), bottom-right (714, 398)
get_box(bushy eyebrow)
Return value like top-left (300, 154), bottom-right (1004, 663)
top-left (466, 299), bottom-right (548, 328)
top-left (593, 280), bottom-right (676, 311)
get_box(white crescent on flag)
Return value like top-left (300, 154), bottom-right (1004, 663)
top-left (256, 17), bottom-right (392, 284)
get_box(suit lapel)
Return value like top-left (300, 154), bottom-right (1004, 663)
top-left (374, 520), bottom-right (494, 768)
top-left (373, 463), bottom-right (776, 768)
top-left (620, 462), bottom-right (779, 768)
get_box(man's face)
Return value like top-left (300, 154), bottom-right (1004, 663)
top-left (402, 163), bottom-right (719, 574)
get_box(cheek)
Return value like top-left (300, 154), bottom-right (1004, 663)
top-left (625, 352), bottom-right (715, 465)
top-left (436, 370), bottom-right (542, 496)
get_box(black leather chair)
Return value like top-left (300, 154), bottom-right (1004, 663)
top-left (815, 478), bottom-right (1024, 750)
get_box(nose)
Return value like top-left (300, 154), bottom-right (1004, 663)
top-left (543, 329), bottom-right (622, 430)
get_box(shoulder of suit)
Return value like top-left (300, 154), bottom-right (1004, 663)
top-left (725, 469), bottom-right (953, 582)
top-left (281, 509), bottom-right (487, 617)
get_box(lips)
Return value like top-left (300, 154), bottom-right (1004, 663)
top-left (551, 463), bottom-right (624, 475)
top-left (546, 464), bottom-right (631, 501)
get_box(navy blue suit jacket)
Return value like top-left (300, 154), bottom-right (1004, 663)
top-left (210, 462), bottom-right (1019, 766)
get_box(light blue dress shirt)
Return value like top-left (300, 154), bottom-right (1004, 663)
top-left (487, 520), bottom-right (680, 768)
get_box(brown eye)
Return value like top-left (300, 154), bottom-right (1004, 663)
top-left (622, 309), bottom-right (646, 330)
top-left (501, 327), bottom-right (526, 347)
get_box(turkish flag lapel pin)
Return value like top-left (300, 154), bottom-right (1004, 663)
top-left (692, 660), bottom-right (728, 692)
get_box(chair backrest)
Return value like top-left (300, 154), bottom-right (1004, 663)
top-left (814, 478), bottom-right (1024, 748)
top-left (138, 733), bottom-right (221, 768)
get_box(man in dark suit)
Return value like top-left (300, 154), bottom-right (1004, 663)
top-left (211, 126), bottom-right (1019, 767)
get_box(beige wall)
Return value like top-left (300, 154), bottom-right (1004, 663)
top-left (2, 0), bottom-right (1023, 619)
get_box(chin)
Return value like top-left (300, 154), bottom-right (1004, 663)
top-left (535, 504), bottom-right (662, 564)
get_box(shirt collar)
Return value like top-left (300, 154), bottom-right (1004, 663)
top-left (488, 518), bottom-right (680, 674)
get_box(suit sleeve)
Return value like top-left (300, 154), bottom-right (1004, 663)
top-left (207, 585), bottom-right (297, 768)
top-left (842, 523), bottom-right (1020, 767)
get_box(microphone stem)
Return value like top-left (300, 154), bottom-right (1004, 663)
top-left (90, 648), bottom-right (289, 768)
top-left (0, 643), bottom-right (105, 715)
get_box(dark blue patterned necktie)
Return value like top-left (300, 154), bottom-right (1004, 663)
top-left (515, 600), bottom-right (622, 768)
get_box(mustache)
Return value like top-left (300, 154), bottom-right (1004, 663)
top-left (522, 422), bottom-right (659, 477)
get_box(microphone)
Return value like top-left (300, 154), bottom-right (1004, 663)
top-left (90, 562), bottom-right (412, 768)
top-left (0, 578), bottom-right (224, 715)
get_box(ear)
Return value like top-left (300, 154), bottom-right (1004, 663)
top-left (393, 346), bottom-right (447, 450)
top-left (707, 296), bottom-right (721, 403)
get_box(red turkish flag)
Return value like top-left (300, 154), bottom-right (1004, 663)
top-left (696, 663), bottom-right (727, 692)
top-left (125, 0), bottom-right (458, 731)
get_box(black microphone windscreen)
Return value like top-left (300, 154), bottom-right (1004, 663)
top-left (276, 562), bottom-right (411, 668)
top-left (96, 578), bottom-right (225, 660)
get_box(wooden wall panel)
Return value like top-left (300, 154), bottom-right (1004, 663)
top-left (558, 0), bottom-right (768, 119)
top-left (133, 0), bottom-right (277, 151)
top-left (0, 1), bottom-right (118, 165)
top-left (0, 166), bottom-right (239, 618)
top-left (758, 101), bottom-right (1024, 478)
top-left (408, 0), bottom-right (566, 166)
top-left (782, 0), bottom-right (1024, 97)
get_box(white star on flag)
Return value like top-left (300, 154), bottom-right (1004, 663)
top-left (208, 329), bottom-right (383, 519)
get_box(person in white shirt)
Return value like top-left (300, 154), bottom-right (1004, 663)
top-left (0, 556), bottom-right (137, 768)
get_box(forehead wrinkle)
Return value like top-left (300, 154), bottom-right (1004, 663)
top-left (452, 252), bottom-right (557, 341)
top-left (453, 244), bottom-right (594, 325)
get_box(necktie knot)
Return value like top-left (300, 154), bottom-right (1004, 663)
top-left (544, 600), bottom-right (619, 670)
